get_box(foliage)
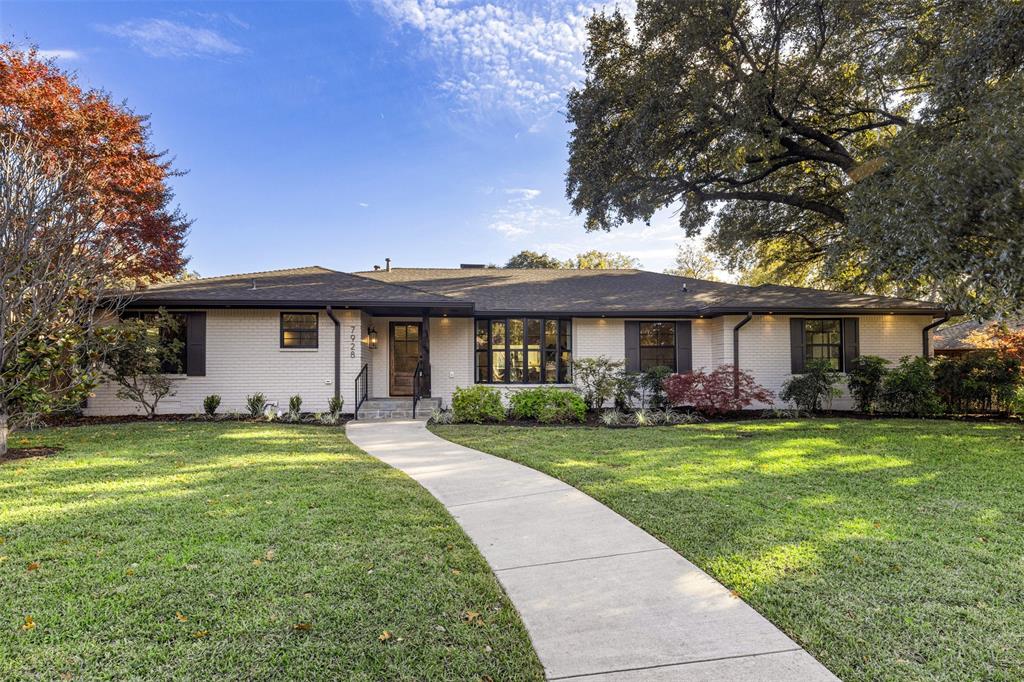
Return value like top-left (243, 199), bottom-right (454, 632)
top-left (631, 409), bottom-right (651, 427)
top-left (663, 366), bottom-right (774, 416)
top-left (933, 352), bottom-right (1022, 414)
top-left (288, 394), bottom-right (303, 420)
top-left (599, 410), bottom-right (624, 427)
top-left (663, 243), bottom-right (720, 280)
top-left (564, 250), bottom-right (640, 270)
top-left (3, 423), bottom-right (543, 679)
top-left (509, 387), bottom-right (586, 423)
top-left (504, 250), bottom-right (564, 269)
top-left (566, 2), bottom-right (1024, 316)
top-left (963, 322), bottom-right (1024, 364)
top-left (639, 365), bottom-right (673, 409)
top-left (100, 312), bottom-right (184, 419)
top-left (780, 360), bottom-right (842, 412)
top-left (572, 356), bottom-right (623, 409)
top-left (1011, 386), bottom-right (1024, 417)
top-left (328, 395), bottom-right (344, 418)
top-left (429, 408), bottom-right (455, 425)
top-left (451, 385), bottom-right (506, 424)
top-left (880, 357), bottom-right (942, 417)
top-left (246, 393), bottom-right (268, 419)
top-left (846, 356), bottom-right (891, 413)
top-left (203, 395), bottom-right (221, 417)
top-left (434, 419), bottom-right (1024, 681)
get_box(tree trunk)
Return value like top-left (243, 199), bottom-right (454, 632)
top-left (0, 413), bottom-right (8, 457)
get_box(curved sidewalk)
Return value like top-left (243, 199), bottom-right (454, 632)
top-left (346, 420), bottom-right (839, 681)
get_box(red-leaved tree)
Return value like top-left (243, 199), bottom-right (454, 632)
top-left (664, 366), bottom-right (775, 416)
top-left (0, 45), bottom-right (189, 281)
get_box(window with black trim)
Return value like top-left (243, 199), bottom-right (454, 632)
top-left (476, 318), bottom-right (571, 384)
top-left (639, 322), bottom-right (676, 372)
top-left (804, 319), bottom-right (842, 370)
top-left (123, 311), bottom-right (188, 374)
top-left (280, 312), bottom-right (318, 349)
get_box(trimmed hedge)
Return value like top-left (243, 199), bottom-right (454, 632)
top-left (509, 387), bottom-right (586, 423)
top-left (451, 385), bottom-right (505, 423)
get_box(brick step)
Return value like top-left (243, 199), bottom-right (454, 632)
top-left (356, 397), bottom-right (440, 420)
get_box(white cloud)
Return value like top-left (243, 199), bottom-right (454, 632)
top-left (358, 202), bottom-right (370, 208)
top-left (504, 187), bottom-right (541, 200)
top-left (98, 19), bottom-right (246, 58)
top-left (369, 0), bottom-right (631, 114)
top-left (37, 49), bottom-right (81, 61)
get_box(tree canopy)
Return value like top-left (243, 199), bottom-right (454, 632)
top-left (504, 250), bottom-right (564, 268)
top-left (664, 243), bottom-right (720, 280)
top-left (504, 249), bottom-right (641, 269)
top-left (567, 0), bottom-right (1024, 316)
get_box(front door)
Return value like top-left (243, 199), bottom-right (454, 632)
top-left (389, 322), bottom-right (421, 396)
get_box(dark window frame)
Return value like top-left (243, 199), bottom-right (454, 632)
top-left (279, 312), bottom-right (319, 349)
top-left (475, 317), bottom-right (572, 384)
top-left (803, 318), bottom-right (844, 371)
top-left (638, 321), bottom-right (677, 372)
top-left (122, 310), bottom-right (189, 375)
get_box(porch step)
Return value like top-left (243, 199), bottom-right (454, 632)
top-left (356, 397), bottom-right (441, 420)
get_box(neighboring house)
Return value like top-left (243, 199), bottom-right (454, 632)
top-left (932, 318), bottom-right (1024, 358)
top-left (85, 264), bottom-right (948, 416)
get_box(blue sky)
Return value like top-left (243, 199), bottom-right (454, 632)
top-left (3, 0), bottom-right (687, 276)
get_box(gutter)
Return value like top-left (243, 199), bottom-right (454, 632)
top-left (921, 311), bottom-right (951, 358)
top-left (732, 312), bottom-right (754, 398)
top-left (325, 306), bottom-right (341, 403)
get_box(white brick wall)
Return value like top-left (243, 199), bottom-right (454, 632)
top-left (85, 308), bottom-right (364, 416)
top-left (84, 308), bottom-right (934, 415)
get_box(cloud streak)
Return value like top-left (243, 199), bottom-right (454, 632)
top-left (37, 49), bottom-right (81, 61)
top-left (98, 19), bottom-right (246, 58)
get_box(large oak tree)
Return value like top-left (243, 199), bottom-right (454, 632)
top-left (566, 0), bottom-right (1024, 316)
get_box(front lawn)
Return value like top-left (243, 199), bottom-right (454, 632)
top-left (433, 419), bottom-right (1024, 681)
top-left (1, 422), bottom-right (543, 680)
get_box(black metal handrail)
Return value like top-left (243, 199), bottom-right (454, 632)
top-left (354, 363), bottom-right (368, 419)
top-left (412, 358), bottom-right (424, 418)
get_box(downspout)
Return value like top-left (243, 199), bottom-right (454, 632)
top-left (921, 311), bottom-right (950, 358)
top-left (325, 306), bottom-right (341, 403)
top-left (733, 312), bottom-right (753, 398)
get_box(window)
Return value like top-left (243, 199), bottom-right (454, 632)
top-left (123, 311), bottom-right (188, 374)
top-left (280, 312), bottom-right (318, 349)
top-left (639, 322), bottom-right (676, 372)
top-left (804, 319), bottom-right (842, 370)
top-left (476, 318), bottom-right (571, 384)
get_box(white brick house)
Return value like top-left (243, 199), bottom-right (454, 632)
top-left (86, 265), bottom-right (948, 416)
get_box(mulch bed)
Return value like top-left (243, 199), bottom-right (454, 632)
top-left (1, 445), bottom-right (62, 464)
top-left (42, 414), bottom-right (352, 429)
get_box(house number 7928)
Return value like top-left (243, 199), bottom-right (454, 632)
top-left (349, 325), bottom-right (357, 358)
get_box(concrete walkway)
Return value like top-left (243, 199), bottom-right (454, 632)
top-left (346, 420), bottom-right (839, 681)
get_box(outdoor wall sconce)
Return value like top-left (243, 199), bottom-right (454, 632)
top-left (368, 325), bottom-right (378, 349)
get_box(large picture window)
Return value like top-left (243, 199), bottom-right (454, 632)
top-left (280, 312), bottom-right (318, 349)
top-left (639, 321), bottom-right (676, 372)
top-left (476, 318), bottom-right (571, 384)
top-left (804, 319), bottom-right (842, 370)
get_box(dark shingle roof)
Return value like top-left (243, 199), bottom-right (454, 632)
top-left (359, 268), bottom-right (946, 315)
top-left (127, 266), bottom-right (465, 308)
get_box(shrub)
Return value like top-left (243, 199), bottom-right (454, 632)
top-left (429, 408), bottom-right (455, 425)
top-left (203, 394), bottom-right (221, 417)
top-left (640, 365), bottom-right (673, 409)
top-left (451, 385), bottom-right (506, 423)
top-left (880, 356), bottom-right (942, 416)
top-left (288, 394), bottom-right (303, 420)
top-left (509, 387), bottom-right (586, 423)
top-left (612, 371), bottom-right (640, 411)
top-left (328, 395), bottom-right (344, 419)
top-left (1011, 385), bottom-right (1024, 417)
top-left (934, 351), bottom-right (1021, 414)
top-left (246, 392), bottom-right (268, 418)
top-left (846, 356), bottom-right (890, 413)
top-left (780, 360), bottom-right (842, 412)
top-left (573, 356), bottom-right (623, 410)
top-left (599, 410), bottom-right (625, 426)
top-left (631, 409), bottom-right (651, 426)
top-left (664, 365), bottom-right (774, 416)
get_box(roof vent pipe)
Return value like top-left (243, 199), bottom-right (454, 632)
top-left (373, 265), bottom-right (381, 271)
top-left (385, 258), bottom-right (392, 272)
top-left (251, 278), bottom-right (257, 290)
top-left (682, 282), bottom-right (688, 292)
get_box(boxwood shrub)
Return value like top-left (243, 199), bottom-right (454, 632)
top-left (509, 387), bottom-right (586, 423)
top-left (451, 385), bottom-right (506, 423)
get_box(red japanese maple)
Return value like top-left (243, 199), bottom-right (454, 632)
top-left (664, 365), bottom-right (775, 416)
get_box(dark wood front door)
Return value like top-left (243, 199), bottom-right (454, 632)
top-left (389, 322), bottom-right (421, 396)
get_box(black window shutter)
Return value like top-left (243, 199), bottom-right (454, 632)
top-left (842, 318), bottom-right (860, 372)
top-left (675, 321), bottom-right (692, 373)
top-left (624, 321), bottom-right (640, 372)
top-left (790, 318), bottom-right (806, 374)
top-left (186, 312), bottom-right (206, 377)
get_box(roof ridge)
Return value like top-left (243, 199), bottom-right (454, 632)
top-left (343, 270), bottom-right (462, 302)
top-left (143, 265), bottom-right (336, 289)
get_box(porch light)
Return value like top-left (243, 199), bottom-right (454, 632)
top-left (368, 325), bottom-right (379, 350)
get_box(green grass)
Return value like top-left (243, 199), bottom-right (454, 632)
top-left (1, 422), bottom-right (543, 681)
top-left (433, 419), bottom-right (1024, 682)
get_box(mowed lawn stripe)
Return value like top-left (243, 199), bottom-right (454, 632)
top-left (1, 422), bottom-right (543, 681)
top-left (433, 419), bottom-right (1024, 682)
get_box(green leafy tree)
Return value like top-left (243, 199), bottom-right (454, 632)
top-left (504, 250), bottom-right (564, 269)
top-left (100, 312), bottom-right (185, 419)
top-left (566, 250), bottom-right (640, 270)
top-left (567, 1), bottom-right (1024, 316)
top-left (664, 243), bottom-right (720, 280)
